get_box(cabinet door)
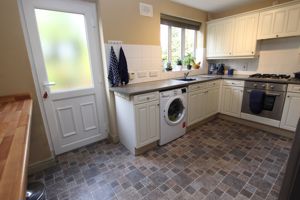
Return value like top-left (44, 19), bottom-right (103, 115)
top-left (215, 19), bottom-right (235, 57)
top-left (257, 10), bottom-right (276, 39)
top-left (206, 87), bottom-right (220, 117)
top-left (283, 4), bottom-right (300, 37)
top-left (188, 90), bottom-right (207, 125)
top-left (257, 8), bottom-right (286, 39)
top-left (280, 93), bottom-right (300, 131)
top-left (207, 23), bottom-right (217, 58)
top-left (221, 86), bottom-right (243, 118)
top-left (258, 4), bottom-right (300, 39)
top-left (273, 8), bottom-right (287, 36)
top-left (207, 18), bottom-right (234, 58)
top-left (135, 101), bottom-right (159, 148)
top-left (233, 13), bottom-right (259, 56)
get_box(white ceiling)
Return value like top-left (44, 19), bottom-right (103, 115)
top-left (171, 0), bottom-right (264, 12)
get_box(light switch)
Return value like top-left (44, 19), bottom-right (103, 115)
top-left (149, 71), bottom-right (159, 77)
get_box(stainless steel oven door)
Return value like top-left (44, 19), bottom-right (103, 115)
top-left (241, 89), bottom-right (286, 120)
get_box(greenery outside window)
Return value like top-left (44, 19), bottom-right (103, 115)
top-left (160, 14), bottom-right (201, 71)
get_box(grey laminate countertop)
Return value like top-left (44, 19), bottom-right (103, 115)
top-left (109, 74), bottom-right (300, 95)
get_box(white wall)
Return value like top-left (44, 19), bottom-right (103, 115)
top-left (257, 37), bottom-right (300, 74)
top-left (209, 36), bottom-right (300, 75)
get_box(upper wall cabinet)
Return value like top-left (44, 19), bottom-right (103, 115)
top-left (257, 4), bottom-right (300, 39)
top-left (207, 18), bottom-right (235, 58)
top-left (233, 13), bottom-right (259, 56)
top-left (207, 13), bottom-right (259, 59)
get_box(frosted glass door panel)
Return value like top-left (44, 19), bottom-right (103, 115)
top-left (35, 9), bottom-right (93, 92)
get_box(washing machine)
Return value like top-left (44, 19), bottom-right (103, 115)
top-left (159, 87), bottom-right (187, 145)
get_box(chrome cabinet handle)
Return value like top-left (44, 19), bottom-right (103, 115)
top-left (246, 89), bottom-right (281, 96)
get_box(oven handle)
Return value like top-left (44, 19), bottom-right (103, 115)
top-left (246, 89), bottom-right (281, 96)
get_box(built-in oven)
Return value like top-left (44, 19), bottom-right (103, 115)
top-left (241, 81), bottom-right (287, 120)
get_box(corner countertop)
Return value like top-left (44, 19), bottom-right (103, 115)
top-left (0, 94), bottom-right (33, 200)
top-left (109, 74), bottom-right (300, 96)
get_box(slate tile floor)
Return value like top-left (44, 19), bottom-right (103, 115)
top-left (29, 119), bottom-right (292, 200)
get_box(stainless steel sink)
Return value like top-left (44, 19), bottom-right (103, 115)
top-left (176, 78), bottom-right (196, 82)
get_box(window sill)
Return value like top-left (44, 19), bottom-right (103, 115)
top-left (164, 65), bottom-right (199, 72)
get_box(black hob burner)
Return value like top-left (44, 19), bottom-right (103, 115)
top-left (249, 73), bottom-right (291, 79)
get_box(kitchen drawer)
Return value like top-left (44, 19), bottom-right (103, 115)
top-left (188, 82), bottom-right (208, 92)
top-left (288, 84), bottom-right (300, 93)
top-left (133, 92), bottom-right (159, 104)
top-left (207, 80), bottom-right (220, 89)
top-left (223, 80), bottom-right (244, 87)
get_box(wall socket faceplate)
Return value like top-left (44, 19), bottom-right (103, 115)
top-left (129, 72), bottom-right (136, 80)
top-left (149, 71), bottom-right (159, 77)
top-left (107, 40), bottom-right (123, 45)
top-left (137, 71), bottom-right (148, 78)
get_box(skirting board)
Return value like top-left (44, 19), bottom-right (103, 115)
top-left (108, 133), bottom-right (119, 144)
top-left (28, 156), bottom-right (56, 175)
top-left (218, 114), bottom-right (294, 139)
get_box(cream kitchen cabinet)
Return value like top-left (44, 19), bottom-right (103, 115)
top-left (115, 92), bottom-right (160, 154)
top-left (188, 81), bottom-right (220, 126)
top-left (188, 89), bottom-right (207, 125)
top-left (207, 18), bottom-right (235, 58)
top-left (233, 13), bottom-right (259, 56)
top-left (207, 13), bottom-right (259, 59)
top-left (257, 4), bottom-right (300, 39)
top-left (220, 80), bottom-right (244, 118)
top-left (206, 81), bottom-right (221, 117)
top-left (280, 85), bottom-right (300, 131)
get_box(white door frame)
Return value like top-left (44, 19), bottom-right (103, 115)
top-left (17, 0), bottom-right (109, 154)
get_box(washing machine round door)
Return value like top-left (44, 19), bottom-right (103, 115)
top-left (164, 96), bottom-right (186, 126)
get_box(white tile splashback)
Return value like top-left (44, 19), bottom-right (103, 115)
top-left (105, 44), bottom-right (206, 84)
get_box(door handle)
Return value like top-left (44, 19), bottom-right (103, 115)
top-left (43, 81), bottom-right (56, 87)
top-left (43, 91), bottom-right (48, 99)
top-left (246, 89), bottom-right (281, 96)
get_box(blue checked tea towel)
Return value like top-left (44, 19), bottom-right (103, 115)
top-left (108, 46), bottom-right (121, 87)
top-left (118, 47), bottom-right (129, 85)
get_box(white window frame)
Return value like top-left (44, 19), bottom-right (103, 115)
top-left (163, 25), bottom-right (197, 66)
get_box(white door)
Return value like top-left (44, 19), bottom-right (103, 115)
top-left (233, 13), bottom-right (259, 56)
top-left (188, 90), bottom-right (206, 125)
top-left (215, 19), bottom-right (234, 57)
top-left (280, 93), bottom-right (300, 131)
top-left (221, 86), bottom-right (243, 118)
top-left (20, 0), bottom-right (108, 154)
top-left (206, 87), bottom-right (220, 117)
top-left (283, 4), bottom-right (300, 37)
top-left (135, 101), bottom-right (159, 148)
top-left (206, 23), bottom-right (217, 58)
top-left (257, 10), bottom-right (276, 39)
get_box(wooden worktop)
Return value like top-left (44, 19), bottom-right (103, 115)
top-left (0, 94), bottom-right (33, 200)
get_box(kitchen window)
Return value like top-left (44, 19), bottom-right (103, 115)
top-left (160, 14), bottom-right (201, 71)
